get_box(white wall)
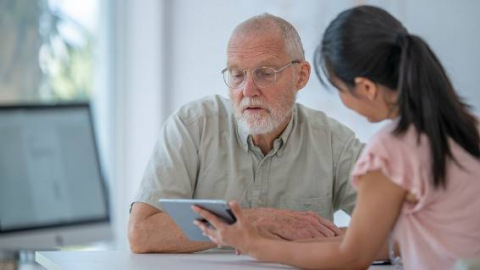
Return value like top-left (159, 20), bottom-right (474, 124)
top-left (109, 0), bottom-right (480, 248)
top-left (166, 0), bottom-right (480, 140)
top-left (110, 0), bottom-right (165, 249)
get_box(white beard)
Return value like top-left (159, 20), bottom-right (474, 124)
top-left (231, 91), bottom-right (297, 135)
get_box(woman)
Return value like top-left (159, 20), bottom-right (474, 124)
top-left (193, 5), bottom-right (480, 269)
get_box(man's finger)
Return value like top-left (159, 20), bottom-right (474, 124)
top-left (315, 225), bottom-right (334, 238)
top-left (258, 227), bottom-right (282, 240)
top-left (316, 215), bottom-right (343, 236)
top-left (305, 227), bottom-right (325, 238)
top-left (284, 227), bottom-right (321, 240)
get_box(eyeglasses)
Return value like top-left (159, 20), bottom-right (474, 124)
top-left (221, 60), bottom-right (301, 89)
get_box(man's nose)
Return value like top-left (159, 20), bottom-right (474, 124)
top-left (242, 72), bottom-right (261, 97)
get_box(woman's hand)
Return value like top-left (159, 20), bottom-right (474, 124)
top-left (192, 201), bottom-right (261, 255)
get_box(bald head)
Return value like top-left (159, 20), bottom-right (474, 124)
top-left (229, 13), bottom-right (305, 61)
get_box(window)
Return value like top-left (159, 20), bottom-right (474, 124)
top-left (0, 0), bottom-right (98, 103)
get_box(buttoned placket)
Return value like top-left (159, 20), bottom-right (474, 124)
top-left (236, 108), bottom-right (296, 208)
top-left (248, 137), bottom-right (283, 208)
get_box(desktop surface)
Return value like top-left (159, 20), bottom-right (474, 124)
top-left (35, 250), bottom-right (397, 270)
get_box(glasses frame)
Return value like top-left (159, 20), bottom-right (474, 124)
top-left (221, 60), bottom-right (301, 89)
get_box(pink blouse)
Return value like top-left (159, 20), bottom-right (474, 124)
top-left (352, 121), bottom-right (480, 270)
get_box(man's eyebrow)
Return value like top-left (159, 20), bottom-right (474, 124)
top-left (226, 63), bottom-right (240, 69)
top-left (256, 58), bottom-right (282, 67)
top-left (226, 58), bottom-right (283, 69)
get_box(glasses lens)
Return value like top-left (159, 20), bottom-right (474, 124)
top-left (223, 69), bottom-right (245, 88)
top-left (253, 67), bottom-right (276, 88)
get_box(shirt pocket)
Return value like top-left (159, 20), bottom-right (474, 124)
top-left (282, 196), bottom-right (333, 220)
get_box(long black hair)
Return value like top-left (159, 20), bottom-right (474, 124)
top-left (315, 5), bottom-right (480, 188)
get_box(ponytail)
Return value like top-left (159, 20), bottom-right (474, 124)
top-left (394, 34), bottom-right (480, 188)
top-left (316, 5), bottom-right (480, 189)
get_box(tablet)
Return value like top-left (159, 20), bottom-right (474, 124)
top-left (158, 199), bottom-right (236, 242)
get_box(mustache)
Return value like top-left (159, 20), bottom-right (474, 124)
top-left (239, 98), bottom-right (270, 110)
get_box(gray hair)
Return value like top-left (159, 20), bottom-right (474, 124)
top-left (231, 13), bottom-right (305, 60)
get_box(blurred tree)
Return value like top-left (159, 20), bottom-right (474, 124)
top-left (0, 0), bottom-right (94, 104)
top-left (0, 0), bottom-right (43, 102)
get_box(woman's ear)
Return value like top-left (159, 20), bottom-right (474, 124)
top-left (354, 77), bottom-right (377, 100)
top-left (295, 61), bottom-right (311, 90)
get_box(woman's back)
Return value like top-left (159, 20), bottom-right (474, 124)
top-left (353, 121), bottom-right (480, 269)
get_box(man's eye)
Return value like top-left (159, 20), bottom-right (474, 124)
top-left (230, 70), bottom-right (244, 78)
top-left (256, 69), bottom-right (275, 78)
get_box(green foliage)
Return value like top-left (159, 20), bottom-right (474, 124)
top-left (0, 0), bottom-right (95, 103)
top-left (49, 40), bottom-right (93, 101)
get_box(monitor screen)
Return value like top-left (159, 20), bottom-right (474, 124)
top-left (0, 104), bottom-right (111, 251)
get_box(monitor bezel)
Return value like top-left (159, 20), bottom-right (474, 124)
top-left (0, 103), bottom-right (111, 236)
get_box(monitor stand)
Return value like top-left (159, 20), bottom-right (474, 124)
top-left (0, 250), bottom-right (18, 270)
top-left (0, 250), bottom-right (37, 270)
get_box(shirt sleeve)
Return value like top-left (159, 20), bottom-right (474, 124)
top-left (332, 130), bottom-right (365, 215)
top-left (132, 113), bottom-right (201, 211)
top-left (351, 131), bottom-right (423, 205)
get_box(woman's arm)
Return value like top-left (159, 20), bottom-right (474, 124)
top-left (194, 170), bottom-right (406, 269)
top-left (292, 226), bottom-right (392, 261)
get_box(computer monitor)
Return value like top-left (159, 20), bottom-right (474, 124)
top-left (0, 103), bottom-right (111, 252)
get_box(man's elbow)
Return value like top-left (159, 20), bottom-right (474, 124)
top-left (128, 224), bottom-right (150, 253)
top-left (128, 221), bottom-right (178, 253)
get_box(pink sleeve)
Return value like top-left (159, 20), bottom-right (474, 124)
top-left (351, 132), bottom-right (425, 204)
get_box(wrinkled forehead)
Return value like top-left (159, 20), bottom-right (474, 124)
top-left (226, 31), bottom-right (289, 68)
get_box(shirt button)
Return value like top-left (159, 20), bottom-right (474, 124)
top-left (302, 203), bottom-right (311, 210)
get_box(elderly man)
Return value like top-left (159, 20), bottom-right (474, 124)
top-left (129, 13), bottom-right (363, 253)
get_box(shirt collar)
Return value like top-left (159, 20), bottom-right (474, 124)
top-left (236, 105), bottom-right (297, 153)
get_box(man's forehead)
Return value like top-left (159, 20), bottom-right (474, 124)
top-left (227, 54), bottom-right (283, 68)
top-left (226, 35), bottom-right (288, 68)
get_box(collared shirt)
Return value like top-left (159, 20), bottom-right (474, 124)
top-left (134, 95), bottom-right (364, 220)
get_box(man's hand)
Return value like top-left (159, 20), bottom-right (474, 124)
top-left (242, 208), bottom-right (343, 240)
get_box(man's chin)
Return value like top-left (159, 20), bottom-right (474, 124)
top-left (243, 108), bottom-right (268, 116)
top-left (238, 121), bottom-right (276, 135)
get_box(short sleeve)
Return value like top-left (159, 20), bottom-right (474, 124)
top-left (132, 113), bottom-right (200, 211)
top-left (351, 129), bottom-right (426, 205)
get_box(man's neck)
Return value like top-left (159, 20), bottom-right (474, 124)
top-left (251, 116), bottom-right (291, 156)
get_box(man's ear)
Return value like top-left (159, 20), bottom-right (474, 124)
top-left (295, 61), bottom-right (311, 90)
top-left (354, 77), bottom-right (377, 100)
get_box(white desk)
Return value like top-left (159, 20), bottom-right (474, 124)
top-left (35, 250), bottom-right (397, 270)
